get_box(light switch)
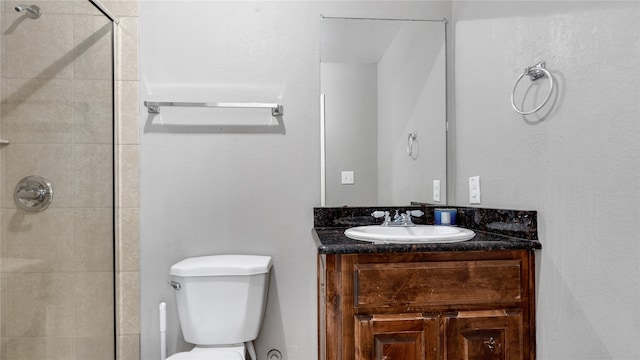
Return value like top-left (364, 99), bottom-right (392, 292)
top-left (469, 176), bottom-right (481, 204)
top-left (433, 180), bottom-right (441, 202)
top-left (341, 171), bottom-right (354, 185)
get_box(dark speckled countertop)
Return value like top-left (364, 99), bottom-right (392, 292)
top-left (313, 206), bottom-right (542, 254)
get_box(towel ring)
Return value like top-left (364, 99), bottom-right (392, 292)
top-left (407, 132), bottom-right (418, 160)
top-left (511, 62), bottom-right (554, 115)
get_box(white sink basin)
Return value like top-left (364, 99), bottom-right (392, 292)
top-left (344, 225), bottom-right (475, 243)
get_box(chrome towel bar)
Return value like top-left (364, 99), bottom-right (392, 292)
top-left (144, 101), bottom-right (283, 116)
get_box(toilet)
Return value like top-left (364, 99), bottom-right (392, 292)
top-left (167, 255), bottom-right (273, 360)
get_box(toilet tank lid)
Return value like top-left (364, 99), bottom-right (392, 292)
top-left (170, 255), bottom-right (273, 277)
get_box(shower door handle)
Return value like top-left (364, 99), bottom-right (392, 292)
top-left (14, 175), bottom-right (54, 212)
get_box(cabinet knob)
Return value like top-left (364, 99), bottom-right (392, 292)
top-left (484, 336), bottom-right (496, 351)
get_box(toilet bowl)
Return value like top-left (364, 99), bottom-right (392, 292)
top-left (166, 255), bottom-right (272, 360)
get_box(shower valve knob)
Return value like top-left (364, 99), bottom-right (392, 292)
top-left (14, 175), bottom-right (54, 212)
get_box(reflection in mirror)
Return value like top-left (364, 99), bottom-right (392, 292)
top-left (321, 17), bottom-right (447, 207)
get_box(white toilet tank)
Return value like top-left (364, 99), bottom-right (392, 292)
top-left (170, 255), bottom-right (272, 345)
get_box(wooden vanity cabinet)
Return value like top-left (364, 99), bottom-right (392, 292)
top-left (318, 250), bottom-right (536, 360)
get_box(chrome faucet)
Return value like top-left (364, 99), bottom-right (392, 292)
top-left (371, 209), bottom-right (424, 227)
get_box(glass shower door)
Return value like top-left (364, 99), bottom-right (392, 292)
top-left (0, 1), bottom-right (115, 359)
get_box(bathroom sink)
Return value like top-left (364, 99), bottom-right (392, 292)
top-left (344, 225), bottom-right (475, 243)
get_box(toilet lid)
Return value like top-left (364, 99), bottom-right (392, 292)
top-left (170, 255), bottom-right (272, 277)
top-left (166, 351), bottom-right (243, 360)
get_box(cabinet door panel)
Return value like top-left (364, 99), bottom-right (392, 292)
top-left (446, 310), bottom-right (523, 360)
top-left (355, 313), bottom-right (439, 360)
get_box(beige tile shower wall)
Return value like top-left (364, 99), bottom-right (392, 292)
top-left (113, 1), bottom-right (140, 359)
top-left (0, 7), bottom-right (3, 359)
top-left (0, 0), bottom-right (139, 359)
top-left (0, 3), bottom-right (2, 354)
top-left (75, 0), bottom-right (142, 358)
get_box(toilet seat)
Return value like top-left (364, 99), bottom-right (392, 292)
top-left (166, 351), bottom-right (243, 360)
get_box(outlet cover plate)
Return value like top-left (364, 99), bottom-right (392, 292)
top-left (341, 171), bottom-right (354, 185)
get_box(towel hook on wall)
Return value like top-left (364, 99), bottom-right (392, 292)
top-left (510, 61), bottom-right (554, 115)
top-left (407, 132), bottom-right (418, 160)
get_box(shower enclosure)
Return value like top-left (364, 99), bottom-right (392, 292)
top-left (1, 1), bottom-right (117, 358)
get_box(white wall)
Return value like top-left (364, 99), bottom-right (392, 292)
top-left (138, 1), bottom-right (640, 359)
top-left (139, 2), bottom-right (452, 360)
top-left (452, 1), bottom-right (640, 359)
top-left (322, 63), bottom-right (378, 206)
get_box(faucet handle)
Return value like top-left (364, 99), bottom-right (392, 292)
top-left (403, 210), bottom-right (424, 226)
top-left (372, 211), bottom-right (391, 226)
top-left (409, 210), bottom-right (424, 217)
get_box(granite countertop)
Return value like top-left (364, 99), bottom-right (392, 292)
top-left (313, 206), bottom-right (542, 255)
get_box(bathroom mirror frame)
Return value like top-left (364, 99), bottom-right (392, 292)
top-left (320, 16), bottom-right (448, 207)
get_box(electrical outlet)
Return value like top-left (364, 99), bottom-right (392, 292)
top-left (433, 180), bottom-right (441, 202)
top-left (341, 171), bottom-right (354, 185)
top-left (469, 176), bottom-right (481, 204)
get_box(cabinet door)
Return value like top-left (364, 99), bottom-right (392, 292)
top-left (445, 310), bottom-right (523, 360)
top-left (355, 313), bottom-right (439, 360)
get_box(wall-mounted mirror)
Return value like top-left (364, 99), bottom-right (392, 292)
top-left (320, 17), bottom-right (447, 207)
